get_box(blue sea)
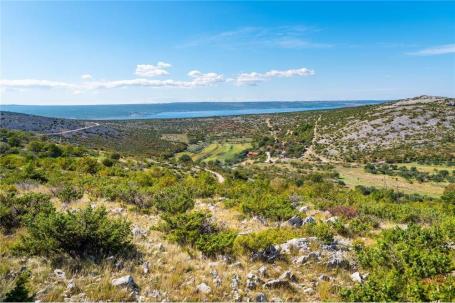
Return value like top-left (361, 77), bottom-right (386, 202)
top-left (1, 100), bottom-right (386, 120)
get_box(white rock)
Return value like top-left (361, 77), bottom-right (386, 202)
top-left (196, 283), bottom-right (212, 294)
top-left (54, 269), bottom-right (66, 280)
top-left (231, 274), bottom-right (240, 290)
top-left (351, 272), bottom-right (363, 283)
top-left (258, 265), bottom-right (268, 277)
top-left (111, 275), bottom-right (137, 289)
top-left (303, 287), bottom-right (314, 294)
top-left (142, 261), bottom-right (149, 274)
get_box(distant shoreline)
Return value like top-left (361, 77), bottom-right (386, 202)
top-left (0, 100), bottom-right (386, 120)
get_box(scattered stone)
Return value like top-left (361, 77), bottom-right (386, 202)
top-left (255, 292), bottom-right (267, 302)
top-left (278, 238), bottom-right (309, 254)
top-left (196, 283), bottom-right (212, 294)
top-left (111, 275), bottom-right (138, 289)
top-left (246, 273), bottom-right (259, 289)
top-left (228, 261), bottom-right (243, 268)
top-left (114, 260), bottom-right (124, 270)
top-left (232, 290), bottom-right (241, 302)
top-left (318, 274), bottom-right (332, 282)
top-left (258, 265), bottom-right (268, 277)
top-left (326, 216), bottom-right (339, 223)
top-left (142, 261), bottom-right (149, 274)
top-left (297, 206), bottom-right (309, 213)
top-left (279, 270), bottom-right (297, 282)
top-left (66, 280), bottom-right (75, 290)
top-left (111, 207), bottom-right (124, 214)
top-left (263, 279), bottom-right (291, 289)
top-left (327, 252), bottom-right (350, 269)
top-left (351, 272), bottom-right (364, 283)
top-left (145, 289), bottom-right (161, 299)
top-left (211, 270), bottom-right (222, 288)
top-left (252, 245), bottom-right (280, 263)
top-left (231, 274), bottom-right (240, 290)
top-left (54, 269), bottom-right (66, 280)
top-left (156, 243), bottom-right (165, 252)
top-left (287, 215), bottom-right (303, 227)
top-left (293, 255), bottom-right (309, 264)
top-left (303, 287), bottom-right (314, 295)
top-left (132, 226), bottom-right (147, 238)
top-left (303, 216), bottom-right (315, 225)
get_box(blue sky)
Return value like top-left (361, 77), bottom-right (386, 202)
top-left (1, 1), bottom-right (454, 105)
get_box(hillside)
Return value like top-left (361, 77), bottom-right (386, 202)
top-left (2, 96), bottom-right (454, 163)
top-left (313, 96), bottom-right (455, 162)
top-left (0, 98), bottom-right (454, 302)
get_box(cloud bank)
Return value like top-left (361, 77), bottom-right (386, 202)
top-left (232, 67), bottom-right (315, 86)
top-left (135, 62), bottom-right (172, 77)
top-left (0, 63), bottom-right (314, 92)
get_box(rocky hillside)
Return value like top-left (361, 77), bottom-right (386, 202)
top-left (314, 96), bottom-right (455, 162)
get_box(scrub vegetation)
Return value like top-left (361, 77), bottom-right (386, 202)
top-left (0, 95), bottom-right (454, 302)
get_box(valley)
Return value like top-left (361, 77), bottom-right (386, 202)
top-left (0, 95), bottom-right (454, 302)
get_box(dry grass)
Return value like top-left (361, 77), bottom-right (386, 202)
top-left (335, 165), bottom-right (446, 197)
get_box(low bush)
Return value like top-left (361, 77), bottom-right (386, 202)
top-left (241, 194), bottom-right (295, 221)
top-left (16, 207), bottom-right (133, 259)
top-left (161, 211), bottom-right (236, 256)
top-left (3, 271), bottom-right (34, 302)
top-left (55, 184), bottom-right (84, 203)
top-left (0, 192), bottom-right (53, 234)
top-left (153, 186), bottom-right (194, 213)
top-left (442, 184), bottom-right (455, 204)
top-left (233, 228), bottom-right (302, 255)
top-left (343, 224), bottom-right (454, 301)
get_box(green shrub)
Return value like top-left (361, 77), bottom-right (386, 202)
top-left (0, 192), bottom-right (53, 234)
top-left (20, 162), bottom-right (48, 183)
top-left (77, 157), bottom-right (100, 175)
top-left (233, 228), bottom-right (302, 255)
top-left (101, 158), bottom-right (114, 167)
top-left (343, 224), bottom-right (454, 301)
top-left (55, 184), bottom-right (84, 203)
top-left (17, 207), bottom-right (133, 258)
top-left (241, 194), bottom-right (295, 221)
top-left (153, 186), bottom-right (194, 213)
top-left (3, 271), bottom-right (34, 302)
top-left (441, 184), bottom-right (455, 204)
top-left (161, 211), bottom-right (236, 256)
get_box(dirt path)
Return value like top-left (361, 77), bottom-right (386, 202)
top-left (301, 116), bottom-right (332, 163)
top-left (44, 122), bottom-right (100, 135)
top-left (204, 169), bottom-right (225, 183)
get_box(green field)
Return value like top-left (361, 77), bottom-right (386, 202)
top-left (179, 142), bottom-right (252, 163)
top-left (336, 165), bottom-right (447, 197)
top-left (398, 162), bottom-right (454, 173)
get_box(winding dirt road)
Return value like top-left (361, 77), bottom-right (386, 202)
top-left (44, 122), bottom-right (100, 136)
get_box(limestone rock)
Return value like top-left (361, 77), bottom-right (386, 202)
top-left (196, 283), bottom-right (212, 294)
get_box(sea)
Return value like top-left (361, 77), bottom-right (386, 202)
top-left (0, 100), bottom-right (386, 120)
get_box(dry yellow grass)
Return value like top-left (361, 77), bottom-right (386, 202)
top-left (335, 165), bottom-right (447, 197)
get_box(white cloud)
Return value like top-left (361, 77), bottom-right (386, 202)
top-left (234, 67), bottom-right (315, 86)
top-left (135, 62), bottom-right (171, 77)
top-left (0, 64), bottom-right (312, 91)
top-left (0, 79), bottom-right (75, 89)
top-left (187, 70), bottom-right (224, 86)
top-left (406, 44), bottom-right (455, 56)
top-left (81, 74), bottom-right (93, 80)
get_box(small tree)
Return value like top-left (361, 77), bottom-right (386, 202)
top-left (3, 272), bottom-right (34, 302)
